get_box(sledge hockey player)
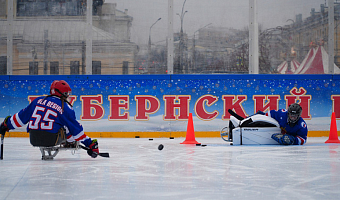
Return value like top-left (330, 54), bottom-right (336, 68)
top-left (257, 103), bottom-right (308, 145)
top-left (0, 80), bottom-right (100, 158)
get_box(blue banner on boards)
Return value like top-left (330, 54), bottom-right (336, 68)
top-left (0, 74), bottom-right (339, 132)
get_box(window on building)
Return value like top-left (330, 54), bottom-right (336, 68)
top-left (92, 61), bottom-right (101, 74)
top-left (16, 0), bottom-right (102, 16)
top-left (29, 61), bottom-right (39, 75)
top-left (50, 61), bottom-right (59, 75)
top-left (123, 61), bottom-right (129, 74)
top-left (70, 61), bottom-right (80, 74)
top-left (0, 56), bottom-right (6, 75)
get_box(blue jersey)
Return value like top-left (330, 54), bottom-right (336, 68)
top-left (6, 96), bottom-right (92, 147)
top-left (265, 109), bottom-right (308, 145)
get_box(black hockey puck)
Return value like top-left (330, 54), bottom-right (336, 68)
top-left (202, 145), bottom-right (207, 147)
top-left (158, 144), bottom-right (164, 151)
top-left (169, 137), bottom-right (174, 139)
top-left (149, 138), bottom-right (153, 141)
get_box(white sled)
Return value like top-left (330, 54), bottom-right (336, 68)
top-left (221, 113), bottom-right (281, 145)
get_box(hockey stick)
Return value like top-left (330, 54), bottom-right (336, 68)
top-left (79, 145), bottom-right (110, 158)
top-left (228, 109), bottom-right (244, 120)
top-left (0, 134), bottom-right (4, 160)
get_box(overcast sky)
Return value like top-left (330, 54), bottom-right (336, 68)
top-left (107, 0), bottom-right (329, 45)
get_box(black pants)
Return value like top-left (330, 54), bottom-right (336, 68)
top-left (29, 128), bottom-right (66, 147)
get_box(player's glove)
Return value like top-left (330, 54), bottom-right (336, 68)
top-left (271, 133), bottom-right (295, 145)
top-left (0, 116), bottom-right (10, 136)
top-left (87, 139), bottom-right (99, 158)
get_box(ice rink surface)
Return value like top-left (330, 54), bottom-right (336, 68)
top-left (1, 137), bottom-right (340, 200)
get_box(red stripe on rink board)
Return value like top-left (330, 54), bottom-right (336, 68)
top-left (13, 114), bottom-right (21, 128)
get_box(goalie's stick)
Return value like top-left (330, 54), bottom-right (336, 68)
top-left (228, 109), bottom-right (244, 120)
top-left (79, 145), bottom-right (110, 158)
top-left (0, 134), bottom-right (4, 160)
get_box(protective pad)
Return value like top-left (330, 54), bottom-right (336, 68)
top-left (230, 116), bottom-right (240, 128)
top-left (232, 127), bottom-right (281, 145)
top-left (240, 114), bottom-right (280, 128)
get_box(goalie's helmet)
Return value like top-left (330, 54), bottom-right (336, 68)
top-left (50, 80), bottom-right (71, 99)
top-left (288, 103), bottom-right (302, 124)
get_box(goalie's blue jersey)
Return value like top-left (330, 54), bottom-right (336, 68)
top-left (6, 96), bottom-right (92, 147)
top-left (265, 109), bottom-right (308, 145)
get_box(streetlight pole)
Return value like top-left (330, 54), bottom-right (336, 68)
top-left (192, 23), bottom-right (212, 73)
top-left (177, 0), bottom-right (188, 74)
top-left (286, 19), bottom-right (294, 74)
top-left (148, 17), bottom-right (162, 74)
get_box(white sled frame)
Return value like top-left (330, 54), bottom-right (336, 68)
top-left (39, 142), bottom-right (80, 160)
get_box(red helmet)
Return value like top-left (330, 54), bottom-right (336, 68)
top-left (50, 80), bottom-right (72, 98)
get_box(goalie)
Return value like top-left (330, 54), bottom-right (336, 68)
top-left (222, 103), bottom-right (308, 145)
top-left (256, 103), bottom-right (308, 145)
top-left (0, 80), bottom-right (100, 158)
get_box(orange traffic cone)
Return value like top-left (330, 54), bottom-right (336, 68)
top-left (181, 113), bottom-right (201, 144)
top-left (325, 112), bottom-right (340, 143)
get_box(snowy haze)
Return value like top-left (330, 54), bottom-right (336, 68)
top-left (108, 0), bottom-right (327, 45)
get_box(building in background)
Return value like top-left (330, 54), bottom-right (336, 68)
top-left (3, 1), bottom-right (340, 75)
top-left (289, 3), bottom-right (340, 66)
top-left (192, 27), bottom-right (245, 73)
top-left (0, 0), bottom-right (138, 75)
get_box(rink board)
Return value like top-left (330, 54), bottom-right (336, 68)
top-left (1, 74), bottom-right (340, 135)
top-left (3, 130), bottom-right (333, 138)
